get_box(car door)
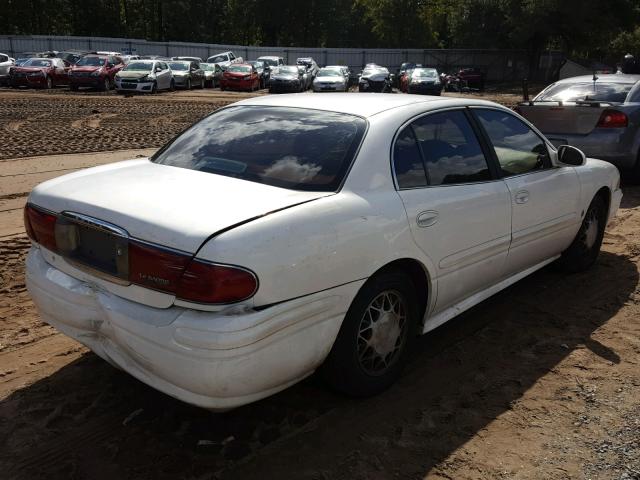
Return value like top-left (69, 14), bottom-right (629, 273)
top-left (394, 109), bottom-right (512, 313)
top-left (155, 62), bottom-right (167, 89)
top-left (471, 108), bottom-right (581, 276)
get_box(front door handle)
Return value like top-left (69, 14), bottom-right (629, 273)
top-left (515, 190), bottom-right (530, 204)
top-left (417, 210), bottom-right (439, 228)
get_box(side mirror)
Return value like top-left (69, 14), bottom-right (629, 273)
top-left (155, 67), bottom-right (162, 72)
top-left (557, 145), bottom-right (586, 166)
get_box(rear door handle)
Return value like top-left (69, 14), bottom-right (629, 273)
top-left (417, 210), bottom-right (439, 228)
top-left (515, 190), bottom-right (530, 204)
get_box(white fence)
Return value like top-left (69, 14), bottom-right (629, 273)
top-left (0, 35), bottom-right (564, 81)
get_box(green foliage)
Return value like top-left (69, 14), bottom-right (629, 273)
top-left (2, 0), bottom-right (639, 62)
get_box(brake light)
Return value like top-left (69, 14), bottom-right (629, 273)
top-left (129, 241), bottom-right (191, 294)
top-left (24, 204), bottom-right (57, 251)
top-left (128, 241), bottom-right (258, 304)
top-left (177, 260), bottom-right (258, 304)
top-left (597, 110), bottom-right (628, 128)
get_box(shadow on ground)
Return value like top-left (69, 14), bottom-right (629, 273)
top-left (0, 250), bottom-right (636, 480)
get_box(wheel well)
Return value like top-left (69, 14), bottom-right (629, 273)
top-left (372, 258), bottom-right (429, 323)
top-left (595, 186), bottom-right (611, 215)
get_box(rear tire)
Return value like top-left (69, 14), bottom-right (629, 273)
top-left (151, 81), bottom-right (157, 94)
top-left (321, 271), bottom-right (419, 397)
top-left (556, 194), bottom-right (607, 273)
top-left (169, 79), bottom-right (175, 92)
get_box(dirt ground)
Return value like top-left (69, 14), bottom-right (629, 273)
top-left (1, 87), bottom-right (639, 480)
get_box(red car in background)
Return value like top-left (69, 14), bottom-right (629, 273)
top-left (457, 67), bottom-right (485, 90)
top-left (69, 54), bottom-right (124, 91)
top-left (9, 57), bottom-right (70, 89)
top-left (220, 63), bottom-right (261, 92)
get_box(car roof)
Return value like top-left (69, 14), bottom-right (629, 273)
top-left (556, 74), bottom-right (640, 85)
top-left (234, 93), bottom-right (498, 118)
top-left (257, 56), bottom-right (281, 59)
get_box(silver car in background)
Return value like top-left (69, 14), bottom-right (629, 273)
top-left (168, 60), bottom-right (205, 89)
top-left (0, 52), bottom-right (15, 85)
top-left (518, 74), bottom-right (640, 176)
top-left (313, 67), bottom-right (349, 92)
top-left (200, 62), bottom-right (223, 87)
top-left (114, 60), bottom-right (174, 93)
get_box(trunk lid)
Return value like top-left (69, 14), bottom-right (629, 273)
top-left (29, 159), bottom-right (331, 253)
top-left (518, 102), bottom-right (611, 136)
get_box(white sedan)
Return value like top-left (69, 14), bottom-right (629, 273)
top-left (25, 94), bottom-right (622, 410)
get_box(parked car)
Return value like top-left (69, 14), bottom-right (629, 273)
top-left (517, 74), bottom-right (640, 178)
top-left (200, 62), bottom-right (223, 88)
top-left (402, 67), bottom-right (442, 95)
top-left (358, 66), bottom-right (392, 92)
top-left (56, 50), bottom-right (89, 65)
top-left (269, 65), bottom-right (305, 92)
top-left (257, 56), bottom-right (284, 69)
top-left (24, 94), bottom-right (621, 410)
top-left (325, 65), bottom-right (352, 86)
top-left (220, 63), bottom-right (260, 91)
top-left (313, 67), bottom-right (349, 92)
top-left (0, 52), bottom-right (15, 86)
top-left (168, 60), bottom-right (204, 89)
top-left (139, 55), bottom-right (171, 61)
top-left (296, 57), bottom-right (319, 78)
top-left (69, 54), bottom-right (124, 91)
top-left (457, 67), bottom-right (485, 90)
top-left (114, 60), bottom-right (174, 94)
top-left (120, 55), bottom-right (141, 65)
top-left (205, 51), bottom-right (243, 69)
top-left (298, 65), bottom-right (312, 90)
top-left (172, 56), bottom-right (203, 63)
top-left (247, 60), bottom-right (269, 88)
top-left (395, 62), bottom-right (420, 87)
top-left (10, 57), bottom-right (70, 89)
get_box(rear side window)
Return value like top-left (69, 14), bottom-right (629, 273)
top-left (411, 110), bottom-right (491, 186)
top-left (0, 55), bottom-right (8, 63)
top-left (537, 82), bottom-right (633, 103)
top-left (152, 106), bottom-right (367, 192)
top-left (475, 109), bottom-right (550, 177)
top-left (393, 127), bottom-right (427, 188)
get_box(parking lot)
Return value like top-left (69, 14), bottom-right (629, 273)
top-left (1, 87), bottom-right (640, 480)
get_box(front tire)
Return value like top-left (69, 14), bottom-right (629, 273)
top-left (556, 194), bottom-right (607, 273)
top-left (186, 78), bottom-right (191, 90)
top-left (45, 76), bottom-right (53, 89)
top-left (321, 271), bottom-right (419, 397)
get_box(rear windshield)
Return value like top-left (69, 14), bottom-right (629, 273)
top-left (537, 82), bottom-right (633, 103)
top-left (152, 106), bottom-right (367, 191)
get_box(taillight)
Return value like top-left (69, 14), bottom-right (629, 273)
top-left (128, 241), bottom-right (191, 294)
top-left (176, 260), bottom-right (258, 304)
top-left (597, 109), bottom-right (628, 128)
top-left (128, 241), bottom-right (257, 304)
top-left (24, 204), bottom-right (57, 251)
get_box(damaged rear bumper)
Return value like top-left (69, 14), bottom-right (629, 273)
top-left (26, 247), bottom-right (360, 410)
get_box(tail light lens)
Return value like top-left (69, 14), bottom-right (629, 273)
top-left (24, 205), bottom-right (57, 252)
top-left (176, 260), bottom-right (258, 304)
top-left (24, 205), bottom-right (258, 304)
top-left (597, 110), bottom-right (628, 128)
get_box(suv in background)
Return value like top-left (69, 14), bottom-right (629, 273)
top-left (205, 51), bottom-right (242, 69)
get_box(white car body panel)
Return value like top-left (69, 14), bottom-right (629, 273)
top-left (25, 93), bottom-right (622, 409)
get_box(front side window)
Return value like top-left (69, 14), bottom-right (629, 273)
top-left (475, 109), bottom-right (550, 177)
top-left (411, 110), bottom-right (491, 186)
top-left (0, 55), bottom-right (8, 63)
top-left (152, 106), bottom-right (367, 192)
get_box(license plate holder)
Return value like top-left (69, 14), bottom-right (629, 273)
top-left (55, 213), bottom-right (129, 282)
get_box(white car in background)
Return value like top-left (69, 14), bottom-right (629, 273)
top-left (313, 67), bottom-right (349, 92)
top-left (25, 94), bottom-right (621, 410)
top-left (0, 52), bottom-right (15, 85)
top-left (114, 60), bottom-right (174, 93)
top-left (205, 51), bottom-right (242, 69)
